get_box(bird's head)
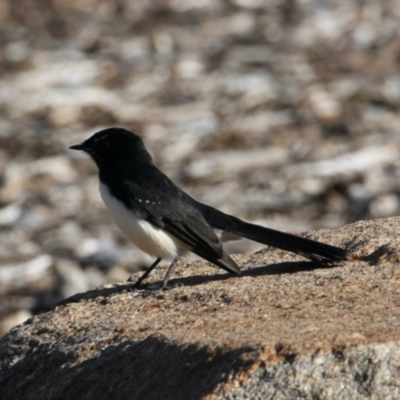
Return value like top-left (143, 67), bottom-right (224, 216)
top-left (70, 127), bottom-right (152, 168)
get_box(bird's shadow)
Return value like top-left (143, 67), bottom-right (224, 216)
top-left (58, 260), bottom-right (341, 307)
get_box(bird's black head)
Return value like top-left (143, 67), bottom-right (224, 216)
top-left (70, 128), bottom-right (153, 169)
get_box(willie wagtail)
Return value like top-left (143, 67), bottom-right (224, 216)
top-left (70, 128), bottom-right (347, 289)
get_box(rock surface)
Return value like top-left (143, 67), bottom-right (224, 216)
top-left (1, 217), bottom-right (400, 399)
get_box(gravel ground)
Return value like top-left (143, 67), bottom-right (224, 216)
top-left (1, 0), bottom-right (400, 335)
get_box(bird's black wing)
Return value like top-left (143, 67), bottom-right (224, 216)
top-left (120, 168), bottom-right (240, 274)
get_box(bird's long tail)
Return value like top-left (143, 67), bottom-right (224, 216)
top-left (199, 204), bottom-right (347, 264)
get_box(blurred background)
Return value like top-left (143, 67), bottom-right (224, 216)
top-left (1, 0), bottom-right (400, 336)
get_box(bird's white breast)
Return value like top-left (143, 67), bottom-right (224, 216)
top-left (99, 182), bottom-right (189, 260)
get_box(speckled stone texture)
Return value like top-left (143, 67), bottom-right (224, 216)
top-left (1, 217), bottom-right (400, 399)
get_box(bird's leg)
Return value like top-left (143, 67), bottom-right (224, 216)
top-left (133, 257), bottom-right (162, 288)
top-left (162, 258), bottom-right (178, 290)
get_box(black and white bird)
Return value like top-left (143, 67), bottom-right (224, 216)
top-left (70, 128), bottom-right (347, 289)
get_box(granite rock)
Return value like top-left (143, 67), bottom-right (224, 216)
top-left (1, 218), bottom-right (400, 399)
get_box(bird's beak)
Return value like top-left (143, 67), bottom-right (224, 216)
top-left (69, 143), bottom-right (85, 151)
